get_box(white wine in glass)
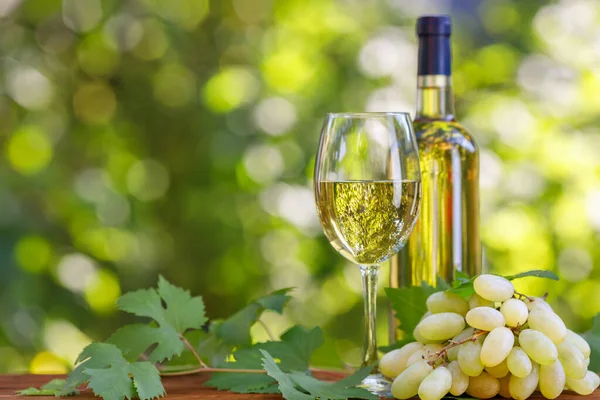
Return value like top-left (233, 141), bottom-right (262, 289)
top-left (314, 112), bottom-right (422, 394)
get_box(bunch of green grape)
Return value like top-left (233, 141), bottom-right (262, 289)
top-left (381, 274), bottom-right (599, 400)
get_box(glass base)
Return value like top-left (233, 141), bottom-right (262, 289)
top-left (359, 373), bottom-right (391, 397)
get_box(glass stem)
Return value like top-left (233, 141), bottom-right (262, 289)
top-left (360, 264), bottom-right (380, 368)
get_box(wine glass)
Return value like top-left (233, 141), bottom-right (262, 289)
top-left (313, 112), bottom-right (422, 393)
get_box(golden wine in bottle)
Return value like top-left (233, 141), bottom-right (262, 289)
top-left (389, 16), bottom-right (481, 339)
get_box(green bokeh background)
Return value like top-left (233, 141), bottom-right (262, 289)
top-left (1, 0), bottom-right (600, 373)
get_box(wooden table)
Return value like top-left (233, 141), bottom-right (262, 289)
top-left (0, 373), bottom-right (595, 399)
top-left (0, 372), bottom-right (345, 399)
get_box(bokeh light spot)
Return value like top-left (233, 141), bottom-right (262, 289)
top-left (127, 159), bottom-right (170, 201)
top-left (57, 253), bottom-right (98, 293)
top-left (62, 0), bottom-right (102, 33)
top-left (558, 248), bottom-right (593, 283)
top-left (77, 228), bottom-right (134, 262)
top-left (6, 126), bottom-right (53, 175)
top-left (43, 320), bottom-right (91, 364)
top-left (73, 82), bottom-right (117, 125)
top-left (29, 351), bottom-right (68, 374)
top-left (84, 269), bottom-right (121, 314)
top-left (262, 50), bottom-right (315, 93)
top-left (7, 66), bottom-right (54, 110)
top-left (253, 97), bottom-right (297, 136)
top-left (203, 67), bottom-right (258, 113)
top-left (153, 63), bottom-right (196, 108)
top-left (77, 33), bottom-right (119, 76)
top-left (242, 144), bottom-right (284, 185)
top-left (15, 236), bottom-right (53, 274)
top-left (133, 19), bottom-right (169, 60)
top-left (146, 0), bottom-right (209, 30)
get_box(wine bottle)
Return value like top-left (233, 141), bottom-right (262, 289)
top-left (389, 15), bottom-right (481, 337)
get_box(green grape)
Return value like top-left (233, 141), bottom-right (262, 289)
top-left (473, 274), bottom-right (514, 302)
top-left (426, 291), bottom-right (469, 316)
top-left (406, 344), bottom-right (444, 367)
top-left (417, 312), bottom-right (465, 341)
top-left (518, 329), bottom-right (558, 366)
top-left (565, 329), bottom-right (591, 358)
top-left (447, 327), bottom-right (475, 361)
top-left (391, 360), bottom-right (433, 399)
top-left (485, 358), bottom-right (509, 378)
top-left (500, 298), bottom-right (528, 328)
top-left (498, 375), bottom-right (512, 398)
top-left (418, 366), bottom-right (452, 400)
top-left (465, 307), bottom-right (506, 331)
top-left (480, 327), bottom-right (514, 367)
top-left (469, 293), bottom-right (494, 309)
top-left (524, 296), bottom-right (553, 312)
top-left (420, 311), bottom-right (432, 321)
top-left (557, 340), bottom-right (587, 379)
top-left (566, 370), bottom-right (600, 395)
top-left (413, 325), bottom-right (442, 345)
top-left (506, 346), bottom-right (532, 378)
top-left (509, 363), bottom-right (539, 400)
top-left (466, 371), bottom-right (500, 399)
top-left (380, 342), bottom-right (424, 379)
top-left (448, 361), bottom-right (469, 396)
top-left (539, 359), bottom-right (566, 399)
top-left (528, 306), bottom-right (567, 344)
top-left (458, 340), bottom-right (484, 377)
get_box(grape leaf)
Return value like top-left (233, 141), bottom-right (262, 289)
top-left (129, 362), bottom-right (165, 400)
top-left (385, 282), bottom-right (438, 337)
top-left (84, 365), bottom-right (135, 400)
top-left (260, 350), bottom-right (316, 400)
top-left (205, 325), bottom-right (323, 393)
top-left (261, 350), bottom-right (377, 400)
top-left (57, 343), bottom-right (165, 400)
top-left (216, 288), bottom-right (293, 347)
top-left (503, 270), bottom-right (559, 281)
top-left (203, 373), bottom-right (279, 394)
top-left (16, 379), bottom-right (75, 396)
top-left (114, 276), bottom-right (206, 362)
top-left (582, 313), bottom-right (600, 372)
top-left (288, 370), bottom-right (377, 400)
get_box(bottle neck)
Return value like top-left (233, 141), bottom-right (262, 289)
top-left (416, 75), bottom-right (455, 120)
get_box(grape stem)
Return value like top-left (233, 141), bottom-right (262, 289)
top-left (179, 334), bottom-right (209, 368)
top-left (513, 291), bottom-right (534, 301)
top-left (427, 330), bottom-right (488, 366)
top-left (159, 366), bottom-right (338, 377)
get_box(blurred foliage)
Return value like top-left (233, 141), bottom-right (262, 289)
top-left (0, 0), bottom-right (600, 373)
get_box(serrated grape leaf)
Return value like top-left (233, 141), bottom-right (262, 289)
top-left (115, 276), bottom-right (206, 362)
top-left (385, 282), bottom-right (438, 336)
top-left (260, 326), bottom-right (324, 371)
top-left (288, 370), bottom-right (377, 400)
top-left (57, 343), bottom-right (164, 400)
top-left (582, 313), bottom-right (600, 372)
top-left (205, 325), bottom-right (324, 393)
top-left (84, 365), bottom-right (135, 400)
top-left (260, 350), bottom-right (314, 400)
top-left (16, 379), bottom-right (75, 396)
top-left (260, 350), bottom-right (377, 400)
top-left (503, 270), bottom-right (559, 281)
top-left (107, 323), bottom-right (182, 363)
top-left (58, 343), bottom-right (125, 396)
top-left (216, 288), bottom-right (293, 347)
top-left (203, 373), bottom-right (278, 394)
top-left (129, 362), bottom-right (165, 400)
top-left (195, 321), bottom-right (235, 367)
